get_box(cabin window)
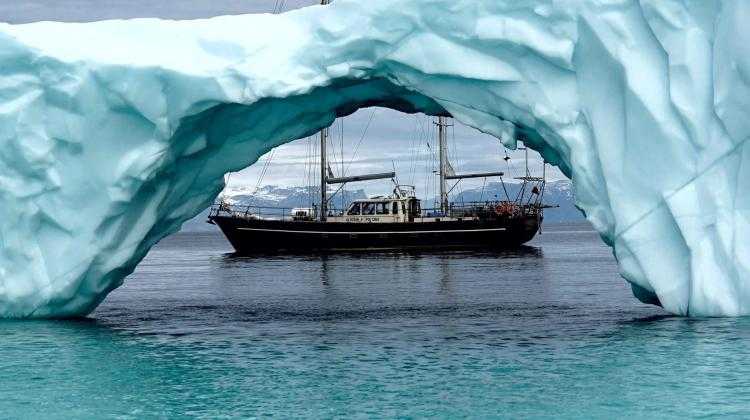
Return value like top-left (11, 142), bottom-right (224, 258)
top-left (392, 202), bottom-right (399, 215)
top-left (362, 202), bottom-right (376, 215)
top-left (347, 203), bottom-right (361, 215)
top-left (376, 203), bottom-right (388, 215)
top-left (409, 200), bottom-right (421, 216)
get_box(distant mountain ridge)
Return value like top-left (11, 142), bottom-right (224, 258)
top-left (223, 185), bottom-right (369, 209)
top-left (181, 180), bottom-right (583, 232)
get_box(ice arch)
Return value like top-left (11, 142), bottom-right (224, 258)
top-left (0, 0), bottom-right (748, 317)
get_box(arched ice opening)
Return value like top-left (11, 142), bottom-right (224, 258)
top-left (1, 0), bottom-right (748, 317)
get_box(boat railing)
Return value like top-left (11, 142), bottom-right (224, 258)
top-left (419, 201), bottom-right (543, 219)
top-left (209, 200), bottom-right (542, 222)
top-left (209, 203), bottom-right (346, 221)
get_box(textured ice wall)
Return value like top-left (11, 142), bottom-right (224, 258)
top-left (0, 0), bottom-right (747, 317)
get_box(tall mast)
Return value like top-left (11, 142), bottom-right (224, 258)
top-left (320, 126), bottom-right (328, 221)
top-left (319, 1), bottom-right (330, 221)
top-left (438, 116), bottom-right (449, 214)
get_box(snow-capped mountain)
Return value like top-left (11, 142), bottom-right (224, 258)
top-left (221, 185), bottom-right (369, 208)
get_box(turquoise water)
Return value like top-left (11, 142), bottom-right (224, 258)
top-left (3, 223), bottom-right (750, 418)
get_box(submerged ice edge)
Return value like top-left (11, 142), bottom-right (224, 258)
top-left (0, 0), bottom-right (747, 317)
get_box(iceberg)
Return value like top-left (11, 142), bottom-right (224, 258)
top-left (0, 0), bottom-right (747, 317)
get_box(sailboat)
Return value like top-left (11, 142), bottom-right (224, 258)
top-left (208, 110), bottom-right (549, 252)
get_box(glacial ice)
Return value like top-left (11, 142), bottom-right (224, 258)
top-left (0, 0), bottom-right (747, 317)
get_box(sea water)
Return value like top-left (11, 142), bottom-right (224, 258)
top-left (2, 222), bottom-right (750, 418)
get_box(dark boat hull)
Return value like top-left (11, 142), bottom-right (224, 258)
top-left (209, 215), bottom-right (540, 253)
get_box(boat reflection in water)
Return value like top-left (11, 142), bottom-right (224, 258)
top-left (218, 247), bottom-right (545, 304)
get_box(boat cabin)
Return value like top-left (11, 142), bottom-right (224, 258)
top-left (328, 192), bottom-right (421, 223)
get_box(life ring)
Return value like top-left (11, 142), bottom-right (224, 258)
top-left (495, 203), bottom-right (512, 215)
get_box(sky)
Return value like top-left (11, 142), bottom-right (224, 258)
top-left (2, 0), bottom-right (564, 197)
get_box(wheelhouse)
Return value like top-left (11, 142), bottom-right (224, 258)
top-left (327, 187), bottom-right (422, 224)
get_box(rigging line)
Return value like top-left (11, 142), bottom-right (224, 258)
top-left (450, 119), bottom-right (459, 174)
top-left (421, 117), bottom-right (428, 203)
top-left (340, 119), bottom-right (344, 205)
top-left (314, 133), bottom-right (321, 208)
top-left (424, 116), bottom-right (436, 204)
top-left (429, 116), bottom-right (436, 205)
top-left (422, 131), bottom-right (439, 162)
top-left (306, 135), bottom-right (315, 208)
top-left (514, 158), bottom-right (526, 203)
top-left (409, 115), bottom-right (420, 187)
top-left (328, 121), bottom-right (336, 177)
top-left (423, 117), bottom-right (430, 204)
top-left (249, 148), bottom-right (277, 205)
top-left (415, 115), bottom-right (424, 183)
top-left (409, 115), bottom-right (419, 186)
top-left (500, 176), bottom-right (511, 202)
top-left (407, 115), bottom-right (417, 185)
top-left (448, 121), bottom-right (465, 203)
top-left (303, 137), bottom-right (308, 206)
top-left (259, 149), bottom-right (276, 186)
top-left (326, 122), bottom-right (337, 177)
top-left (431, 118), bottom-right (439, 209)
top-left (479, 177), bottom-right (486, 202)
top-left (342, 108), bottom-right (377, 176)
top-left (336, 118), bottom-right (344, 176)
top-left (307, 135), bottom-right (317, 208)
top-left (502, 145), bottom-right (517, 201)
top-left (412, 114), bottom-right (427, 186)
top-left (339, 118), bottom-right (345, 210)
top-left (304, 136), bottom-right (310, 206)
top-left (314, 134), bottom-right (319, 207)
top-left (340, 118), bottom-right (345, 174)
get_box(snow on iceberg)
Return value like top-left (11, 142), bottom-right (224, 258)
top-left (0, 0), bottom-right (747, 317)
